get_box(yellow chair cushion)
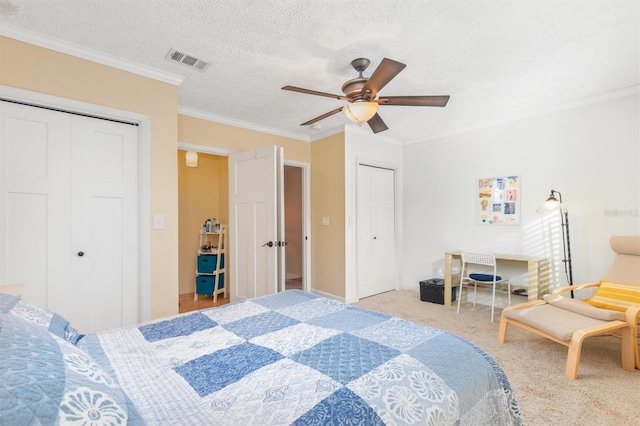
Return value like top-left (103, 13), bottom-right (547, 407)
top-left (584, 281), bottom-right (640, 312)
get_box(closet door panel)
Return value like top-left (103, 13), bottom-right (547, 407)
top-left (0, 103), bottom-right (71, 314)
top-left (70, 115), bottom-right (139, 332)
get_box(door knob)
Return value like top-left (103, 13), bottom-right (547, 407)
top-left (77, 251), bottom-right (85, 257)
top-left (261, 241), bottom-right (274, 247)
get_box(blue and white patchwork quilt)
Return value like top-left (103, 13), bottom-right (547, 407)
top-left (1, 290), bottom-right (523, 425)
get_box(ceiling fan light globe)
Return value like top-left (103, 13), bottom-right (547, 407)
top-left (343, 102), bottom-right (378, 125)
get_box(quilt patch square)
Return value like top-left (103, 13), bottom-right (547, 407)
top-left (0, 293), bottom-right (19, 313)
top-left (294, 387), bottom-right (385, 425)
top-left (307, 306), bottom-right (390, 332)
top-left (224, 311), bottom-right (300, 340)
top-left (138, 312), bottom-right (217, 342)
top-left (252, 289), bottom-right (318, 310)
top-left (250, 323), bottom-right (341, 356)
top-left (175, 342), bottom-right (284, 397)
top-left (352, 317), bottom-right (441, 351)
top-left (348, 354), bottom-right (458, 425)
top-left (291, 333), bottom-right (400, 384)
top-left (408, 332), bottom-right (494, 399)
top-left (204, 359), bottom-right (342, 425)
top-left (202, 300), bottom-right (270, 325)
top-left (278, 298), bottom-right (346, 322)
top-left (151, 326), bottom-right (246, 367)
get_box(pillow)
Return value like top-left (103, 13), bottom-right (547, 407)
top-left (584, 281), bottom-right (640, 312)
top-left (0, 292), bottom-right (81, 345)
top-left (469, 273), bottom-right (502, 282)
top-left (0, 313), bottom-right (142, 424)
top-left (543, 294), bottom-right (625, 321)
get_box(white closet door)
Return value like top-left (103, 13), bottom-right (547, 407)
top-left (357, 164), bottom-right (396, 298)
top-left (0, 101), bottom-right (139, 333)
top-left (70, 115), bottom-right (139, 332)
top-left (0, 102), bottom-right (72, 312)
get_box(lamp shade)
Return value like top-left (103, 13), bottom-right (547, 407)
top-left (342, 102), bottom-right (379, 125)
top-left (185, 151), bottom-right (198, 167)
top-left (536, 190), bottom-right (567, 214)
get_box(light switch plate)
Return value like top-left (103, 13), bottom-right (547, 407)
top-left (153, 214), bottom-right (164, 230)
top-left (322, 216), bottom-right (330, 226)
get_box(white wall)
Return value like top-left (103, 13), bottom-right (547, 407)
top-left (345, 126), bottom-right (404, 302)
top-left (402, 92), bottom-right (640, 294)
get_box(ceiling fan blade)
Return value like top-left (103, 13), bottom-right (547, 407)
top-left (367, 113), bottom-right (389, 134)
top-left (300, 107), bottom-right (344, 126)
top-left (361, 58), bottom-right (406, 100)
top-left (376, 95), bottom-right (450, 107)
top-left (282, 85), bottom-right (348, 101)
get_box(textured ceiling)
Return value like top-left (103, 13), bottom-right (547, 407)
top-left (0, 0), bottom-right (638, 143)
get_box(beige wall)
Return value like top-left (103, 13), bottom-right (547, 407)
top-left (1, 35), bottom-right (349, 313)
top-left (177, 151), bottom-right (228, 295)
top-left (1, 36), bottom-right (180, 319)
top-left (311, 133), bottom-right (346, 297)
top-left (178, 114), bottom-right (311, 163)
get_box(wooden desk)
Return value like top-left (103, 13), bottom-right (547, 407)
top-left (443, 252), bottom-right (550, 307)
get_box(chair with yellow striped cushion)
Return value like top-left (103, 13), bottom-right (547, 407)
top-left (498, 235), bottom-right (640, 379)
top-left (585, 281), bottom-right (640, 369)
top-left (585, 281), bottom-right (640, 312)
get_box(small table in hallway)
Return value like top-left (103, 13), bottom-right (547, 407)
top-left (443, 251), bottom-right (551, 307)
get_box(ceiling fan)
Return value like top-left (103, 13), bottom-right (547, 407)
top-left (282, 57), bottom-right (450, 134)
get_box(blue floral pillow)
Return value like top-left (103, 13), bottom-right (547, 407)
top-left (0, 313), bottom-right (141, 424)
top-left (0, 292), bottom-right (81, 344)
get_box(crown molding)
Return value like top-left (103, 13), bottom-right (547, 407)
top-left (0, 23), bottom-right (184, 86)
top-left (177, 142), bottom-right (234, 157)
top-left (177, 106), bottom-right (312, 142)
top-left (405, 85), bottom-right (640, 145)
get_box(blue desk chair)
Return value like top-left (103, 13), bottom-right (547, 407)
top-left (457, 252), bottom-right (511, 322)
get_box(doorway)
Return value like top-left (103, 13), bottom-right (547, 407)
top-left (284, 165), bottom-right (304, 290)
top-left (177, 145), bottom-right (310, 305)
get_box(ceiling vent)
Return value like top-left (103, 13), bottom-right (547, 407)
top-left (165, 48), bottom-right (211, 72)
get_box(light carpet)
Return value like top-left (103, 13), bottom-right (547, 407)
top-left (352, 290), bottom-right (639, 426)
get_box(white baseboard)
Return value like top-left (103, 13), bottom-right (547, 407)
top-left (310, 288), bottom-right (346, 303)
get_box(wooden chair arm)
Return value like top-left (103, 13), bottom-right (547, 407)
top-left (625, 304), bottom-right (640, 327)
top-left (552, 282), bottom-right (599, 296)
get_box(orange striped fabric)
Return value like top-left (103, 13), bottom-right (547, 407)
top-left (584, 281), bottom-right (640, 312)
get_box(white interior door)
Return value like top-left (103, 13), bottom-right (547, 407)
top-left (0, 101), bottom-right (139, 333)
top-left (357, 164), bottom-right (396, 298)
top-left (228, 145), bottom-right (281, 301)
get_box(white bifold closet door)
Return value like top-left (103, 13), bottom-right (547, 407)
top-left (0, 101), bottom-right (139, 334)
top-left (357, 164), bottom-right (396, 298)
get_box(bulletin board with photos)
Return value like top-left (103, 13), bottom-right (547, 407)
top-left (477, 176), bottom-right (520, 225)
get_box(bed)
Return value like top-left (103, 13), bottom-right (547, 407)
top-left (1, 290), bottom-right (523, 425)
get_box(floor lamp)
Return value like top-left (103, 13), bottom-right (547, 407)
top-left (537, 190), bottom-right (574, 298)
